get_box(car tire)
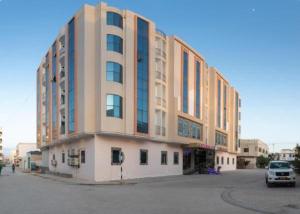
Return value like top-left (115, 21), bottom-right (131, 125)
top-left (267, 182), bottom-right (272, 188)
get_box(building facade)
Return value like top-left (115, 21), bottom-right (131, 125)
top-left (279, 149), bottom-right (295, 161)
top-left (238, 139), bottom-right (269, 169)
top-left (36, 3), bottom-right (241, 181)
top-left (0, 128), bottom-right (3, 162)
top-left (16, 143), bottom-right (37, 168)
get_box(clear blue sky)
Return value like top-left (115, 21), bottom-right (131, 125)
top-left (0, 0), bottom-right (299, 153)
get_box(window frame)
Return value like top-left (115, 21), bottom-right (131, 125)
top-left (106, 11), bottom-right (123, 29)
top-left (173, 152), bottom-right (179, 165)
top-left (106, 61), bottom-right (123, 84)
top-left (140, 149), bottom-right (148, 165)
top-left (161, 151), bottom-right (168, 165)
top-left (107, 34), bottom-right (123, 54)
top-left (62, 152), bottom-right (65, 163)
top-left (106, 94), bottom-right (123, 119)
top-left (80, 150), bottom-right (86, 164)
top-left (111, 147), bottom-right (121, 165)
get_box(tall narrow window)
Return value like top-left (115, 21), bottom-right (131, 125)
top-left (217, 79), bottom-right (221, 128)
top-left (161, 151), bottom-right (167, 165)
top-left (45, 57), bottom-right (50, 142)
top-left (235, 92), bottom-right (239, 150)
top-left (52, 42), bottom-right (57, 135)
top-left (107, 34), bottom-right (123, 54)
top-left (173, 152), bottom-right (179, 165)
top-left (140, 149), bottom-right (148, 165)
top-left (68, 18), bottom-right (75, 134)
top-left (182, 51), bottom-right (188, 113)
top-left (195, 61), bottom-right (201, 118)
top-left (107, 12), bottom-right (123, 29)
top-left (106, 94), bottom-right (123, 118)
top-left (80, 150), bottom-right (85, 164)
top-left (136, 17), bottom-right (149, 133)
top-left (223, 85), bottom-right (227, 130)
top-left (106, 61), bottom-right (123, 83)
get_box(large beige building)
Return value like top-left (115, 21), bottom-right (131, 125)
top-left (238, 139), bottom-right (269, 168)
top-left (36, 3), bottom-right (241, 181)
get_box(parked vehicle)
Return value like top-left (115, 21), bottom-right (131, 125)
top-left (265, 161), bottom-right (296, 187)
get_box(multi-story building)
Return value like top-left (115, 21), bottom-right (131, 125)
top-left (279, 149), bottom-right (295, 161)
top-left (36, 2), bottom-right (241, 181)
top-left (0, 128), bottom-right (3, 162)
top-left (238, 139), bottom-right (269, 169)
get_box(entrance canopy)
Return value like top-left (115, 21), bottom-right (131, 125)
top-left (184, 143), bottom-right (215, 150)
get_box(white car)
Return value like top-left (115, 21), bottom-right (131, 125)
top-left (265, 161), bottom-right (296, 187)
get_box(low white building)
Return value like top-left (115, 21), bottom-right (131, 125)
top-left (16, 143), bottom-right (37, 168)
top-left (279, 149), bottom-right (295, 161)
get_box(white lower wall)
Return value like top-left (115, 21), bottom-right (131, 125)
top-left (215, 151), bottom-right (237, 171)
top-left (94, 135), bottom-right (183, 181)
top-left (48, 137), bottom-right (95, 181)
top-left (47, 135), bottom-right (183, 182)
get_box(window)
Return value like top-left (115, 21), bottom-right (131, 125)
top-left (161, 151), bottom-right (167, 165)
top-left (136, 18), bottom-right (149, 134)
top-left (106, 94), bottom-right (122, 118)
top-left (195, 60), bottom-right (201, 118)
top-left (232, 158), bottom-right (235, 165)
top-left (111, 148), bottom-right (121, 165)
top-left (52, 42), bottom-right (57, 133)
top-left (216, 156), bottom-right (219, 165)
top-left (221, 156), bottom-right (224, 165)
top-left (215, 131), bottom-right (228, 146)
top-left (68, 18), bottom-right (75, 134)
top-left (244, 148), bottom-right (249, 152)
top-left (227, 157), bottom-right (229, 165)
top-left (174, 152), bottom-right (179, 165)
top-left (107, 12), bottom-right (123, 29)
top-left (62, 152), bottom-right (65, 163)
top-left (178, 117), bottom-right (203, 140)
top-left (107, 34), bottom-right (123, 54)
top-left (140, 150), bottom-right (148, 165)
top-left (106, 61), bottom-right (123, 83)
top-left (217, 79), bottom-right (221, 128)
top-left (223, 85), bottom-right (227, 130)
top-left (80, 150), bottom-right (85, 164)
top-left (182, 51), bottom-right (188, 113)
top-left (259, 148), bottom-right (262, 152)
top-left (52, 154), bottom-right (55, 160)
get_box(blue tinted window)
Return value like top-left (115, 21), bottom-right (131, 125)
top-left (45, 63), bottom-right (49, 140)
top-left (217, 79), bottom-right (221, 128)
top-left (183, 51), bottom-right (188, 113)
top-left (223, 85), bottom-right (227, 129)
top-left (136, 18), bottom-right (149, 133)
top-left (52, 42), bottom-right (57, 132)
top-left (178, 117), bottom-right (202, 140)
top-left (106, 61), bottom-right (123, 83)
top-left (195, 61), bottom-right (201, 118)
top-left (68, 18), bottom-right (75, 133)
top-left (106, 94), bottom-right (122, 118)
top-left (107, 34), bottom-right (123, 54)
top-left (107, 12), bottom-right (123, 29)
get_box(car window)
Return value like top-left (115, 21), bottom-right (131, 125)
top-left (269, 162), bottom-right (290, 169)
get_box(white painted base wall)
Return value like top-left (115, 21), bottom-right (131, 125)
top-left (215, 151), bottom-right (237, 171)
top-left (48, 135), bottom-right (183, 182)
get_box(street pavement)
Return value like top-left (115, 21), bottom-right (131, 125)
top-left (0, 167), bottom-right (299, 214)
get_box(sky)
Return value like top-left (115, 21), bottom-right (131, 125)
top-left (0, 0), bottom-right (299, 154)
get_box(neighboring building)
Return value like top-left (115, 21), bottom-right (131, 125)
top-left (0, 128), bottom-right (3, 162)
top-left (16, 143), bottom-right (37, 168)
top-left (9, 149), bottom-right (16, 164)
top-left (279, 149), bottom-right (295, 161)
top-left (36, 2), bottom-right (241, 181)
top-left (24, 151), bottom-right (42, 171)
top-left (238, 139), bottom-right (269, 169)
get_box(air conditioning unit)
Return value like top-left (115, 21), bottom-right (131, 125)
top-left (67, 157), bottom-right (80, 168)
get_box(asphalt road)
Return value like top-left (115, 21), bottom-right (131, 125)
top-left (0, 167), bottom-right (299, 214)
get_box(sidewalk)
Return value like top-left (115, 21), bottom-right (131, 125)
top-left (31, 172), bottom-right (137, 186)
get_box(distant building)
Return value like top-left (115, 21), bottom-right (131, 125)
top-left (238, 139), bottom-right (269, 169)
top-left (279, 149), bottom-right (295, 161)
top-left (0, 128), bottom-right (3, 162)
top-left (16, 143), bottom-right (37, 168)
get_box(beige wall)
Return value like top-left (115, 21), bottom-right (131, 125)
top-left (239, 139), bottom-right (269, 158)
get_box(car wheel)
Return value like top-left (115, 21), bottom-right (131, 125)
top-left (267, 182), bottom-right (272, 188)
